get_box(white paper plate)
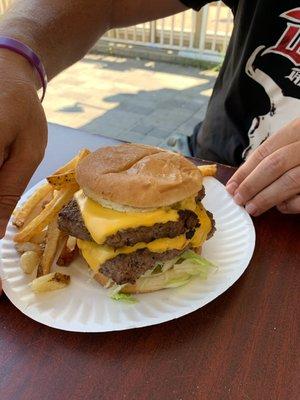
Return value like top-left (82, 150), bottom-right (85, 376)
top-left (0, 177), bottom-right (255, 332)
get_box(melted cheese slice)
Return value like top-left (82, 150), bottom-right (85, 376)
top-left (75, 190), bottom-right (197, 245)
top-left (77, 205), bottom-right (212, 272)
top-left (194, 204), bottom-right (212, 245)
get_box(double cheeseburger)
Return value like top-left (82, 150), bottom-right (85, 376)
top-left (58, 144), bottom-right (215, 296)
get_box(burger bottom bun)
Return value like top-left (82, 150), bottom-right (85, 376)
top-left (93, 246), bottom-right (201, 294)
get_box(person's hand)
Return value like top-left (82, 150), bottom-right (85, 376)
top-left (0, 49), bottom-right (47, 238)
top-left (226, 118), bottom-right (300, 216)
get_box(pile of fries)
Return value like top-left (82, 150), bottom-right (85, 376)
top-left (13, 149), bottom-right (90, 293)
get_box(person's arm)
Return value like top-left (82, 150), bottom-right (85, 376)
top-left (0, 0), bottom-right (196, 238)
top-left (0, 0), bottom-right (188, 79)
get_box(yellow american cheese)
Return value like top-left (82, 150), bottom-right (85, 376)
top-left (75, 190), bottom-right (196, 245)
top-left (194, 204), bottom-right (212, 245)
top-left (77, 205), bottom-right (212, 272)
top-left (78, 234), bottom-right (189, 271)
top-left (76, 191), bottom-right (179, 244)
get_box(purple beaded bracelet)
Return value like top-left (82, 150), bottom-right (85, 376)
top-left (0, 37), bottom-right (47, 102)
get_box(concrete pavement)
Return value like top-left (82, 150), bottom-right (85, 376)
top-left (43, 53), bottom-right (217, 153)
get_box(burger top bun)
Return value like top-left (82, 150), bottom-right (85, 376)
top-left (76, 143), bottom-right (202, 208)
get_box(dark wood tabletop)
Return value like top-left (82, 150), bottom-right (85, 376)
top-left (0, 130), bottom-right (299, 400)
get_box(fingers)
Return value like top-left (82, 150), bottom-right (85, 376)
top-left (243, 166), bottom-right (300, 216)
top-left (227, 118), bottom-right (300, 193)
top-left (277, 195), bottom-right (300, 214)
top-left (0, 140), bottom-right (44, 238)
top-left (226, 118), bottom-right (300, 216)
top-left (230, 142), bottom-right (300, 205)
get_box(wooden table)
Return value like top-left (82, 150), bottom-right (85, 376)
top-left (0, 124), bottom-right (299, 400)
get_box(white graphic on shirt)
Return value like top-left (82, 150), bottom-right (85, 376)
top-left (243, 8), bottom-right (300, 159)
top-left (286, 68), bottom-right (300, 86)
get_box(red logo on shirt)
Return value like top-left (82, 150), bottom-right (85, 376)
top-left (263, 8), bottom-right (300, 66)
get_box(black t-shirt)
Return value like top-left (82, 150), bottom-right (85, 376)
top-left (181, 0), bottom-right (300, 165)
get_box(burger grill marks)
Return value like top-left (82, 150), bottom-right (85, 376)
top-left (101, 247), bottom-right (190, 285)
top-left (58, 199), bottom-right (201, 248)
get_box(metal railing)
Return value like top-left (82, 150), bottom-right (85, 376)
top-left (103, 2), bottom-right (233, 61)
top-left (0, 1), bottom-right (233, 61)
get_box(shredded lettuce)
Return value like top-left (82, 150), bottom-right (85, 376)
top-left (177, 250), bottom-right (216, 267)
top-left (110, 284), bottom-right (138, 303)
top-left (111, 292), bottom-right (138, 303)
top-left (162, 259), bottom-right (177, 273)
top-left (173, 250), bottom-right (217, 280)
top-left (151, 264), bottom-right (163, 275)
top-left (164, 274), bottom-right (192, 288)
top-left (109, 251), bottom-right (216, 303)
top-left (110, 284), bottom-right (126, 296)
top-left (139, 251), bottom-right (216, 291)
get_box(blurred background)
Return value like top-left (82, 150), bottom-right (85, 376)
top-left (0, 1), bottom-right (233, 149)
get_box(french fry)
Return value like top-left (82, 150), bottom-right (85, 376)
top-left (31, 272), bottom-right (70, 293)
top-left (13, 149), bottom-right (89, 230)
top-left (66, 236), bottom-right (77, 251)
top-left (20, 191), bottom-right (54, 229)
top-left (14, 185), bottom-right (78, 243)
top-left (198, 164), bottom-right (217, 177)
top-left (74, 148), bottom-right (91, 165)
top-left (20, 251), bottom-right (41, 274)
top-left (53, 148), bottom-right (90, 175)
top-left (40, 217), bottom-right (62, 275)
top-left (15, 242), bottom-right (43, 255)
top-left (13, 149), bottom-right (90, 292)
top-left (47, 170), bottom-right (76, 189)
top-left (30, 230), bottom-right (47, 244)
top-left (13, 183), bottom-right (53, 228)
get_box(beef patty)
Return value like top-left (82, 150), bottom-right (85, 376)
top-left (101, 247), bottom-right (188, 285)
top-left (206, 210), bottom-right (216, 239)
top-left (58, 199), bottom-right (200, 248)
